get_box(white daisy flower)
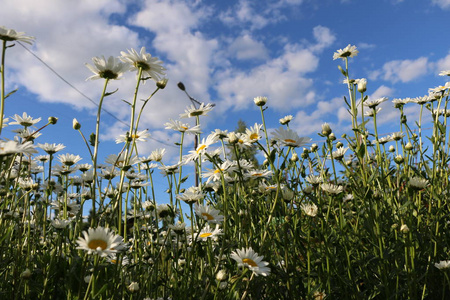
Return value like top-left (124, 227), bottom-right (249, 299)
top-left (320, 183), bottom-right (344, 194)
top-left (435, 260), bottom-right (450, 270)
top-left (194, 204), bottom-right (224, 224)
top-left (179, 103), bottom-right (214, 118)
top-left (301, 202), bottom-right (318, 217)
top-left (231, 247), bottom-right (271, 276)
top-left (76, 227), bottom-right (124, 257)
top-left (120, 47), bottom-right (166, 82)
top-left (333, 44), bottom-right (359, 60)
top-left (271, 127), bottom-right (311, 148)
top-left (85, 56), bottom-right (129, 81)
top-left (0, 26), bottom-right (34, 44)
top-left (9, 112), bottom-right (41, 127)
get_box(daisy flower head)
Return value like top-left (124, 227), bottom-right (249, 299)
top-left (253, 96), bottom-right (267, 107)
top-left (115, 129), bottom-right (150, 144)
top-left (435, 260), bottom-right (450, 270)
top-left (244, 123), bottom-right (263, 143)
top-left (120, 47), bottom-right (166, 82)
top-left (197, 224), bottom-right (223, 241)
top-left (184, 133), bottom-right (218, 162)
top-left (231, 247), bottom-right (271, 276)
top-left (37, 143), bottom-right (66, 155)
top-left (321, 183), bottom-right (344, 194)
top-left (57, 153), bottom-right (82, 166)
top-left (149, 148), bottom-right (166, 162)
top-left (176, 186), bottom-right (206, 204)
top-left (301, 202), bottom-right (318, 217)
top-left (195, 203), bottom-right (224, 224)
top-left (333, 44), bottom-right (359, 60)
top-left (9, 112), bottom-right (41, 127)
top-left (0, 26), bottom-right (34, 45)
top-left (439, 70), bottom-right (450, 77)
top-left (85, 56), bottom-right (129, 81)
top-left (364, 97), bottom-right (388, 109)
top-left (271, 127), bottom-right (311, 148)
top-left (76, 227), bottom-right (123, 257)
top-left (409, 177), bottom-right (428, 190)
top-left (164, 119), bottom-right (202, 134)
top-left (279, 115), bottom-right (293, 125)
top-left (179, 103), bottom-right (215, 118)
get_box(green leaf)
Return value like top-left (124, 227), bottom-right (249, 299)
top-left (122, 99), bottom-right (132, 106)
top-left (104, 88), bottom-right (118, 96)
top-left (93, 283), bottom-right (108, 298)
top-left (4, 88), bottom-right (18, 99)
top-left (338, 65), bottom-right (347, 76)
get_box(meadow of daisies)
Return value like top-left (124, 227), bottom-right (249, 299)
top-left (2, 26), bottom-right (450, 300)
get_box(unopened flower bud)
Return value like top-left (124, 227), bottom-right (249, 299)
top-left (227, 132), bottom-right (238, 144)
top-left (357, 78), bottom-right (367, 93)
top-left (311, 143), bottom-right (318, 152)
top-left (216, 269), bottom-right (228, 281)
top-left (253, 96), bottom-right (267, 106)
top-left (321, 123), bottom-right (332, 136)
top-left (48, 116), bottom-right (58, 125)
top-left (400, 224), bottom-right (409, 233)
top-left (20, 268), bottom-right (32, 279)
top-left (157, 78), bottom-right (168, 89)
top-left (73, 118), bottom-right (81, 130)
top-left (290, 153), bottom-right (299, 162)
top-left (336, 142), bottom-right (343, 148)
top-left (389, 145), bottom-right (395, 152)
top-left (177, 82), bottom-right (186, 91)
top-left (329, 133), bottom-right (336, 141)
top-left (405, 142), bottom-right (413, 151)
top-left (394, 155), bottom-right (404, 164)
top-left (128, 282), bottom-right (139, 293)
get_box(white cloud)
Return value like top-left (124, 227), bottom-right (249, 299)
top-left (432, 0), bottom-right (450, 9)
top-left (380, 57), bottom-right (430, 83)
top-left (436, 52), bottom-right (450, 73)
top-left (311, 26), bottom-right (336, 51)
top-left (228, 34), bottom-right (269, 60)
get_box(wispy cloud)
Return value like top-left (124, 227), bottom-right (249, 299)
top-left (370, 57), bottom-right (430, 83)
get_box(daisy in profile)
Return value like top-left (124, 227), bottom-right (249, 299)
top-left (120, 47), bottom-right (166, 82)
top-left (301, 202), bottom-right (318, 217)
top-left (333, 44), bottom-right (358, 60)
top-left (364, 97), bottom-right (388, 109)
top-left (183, 133), bottom-right (218, 162)
top-left (231, 247), bottom-right (271, 276)
top-left (9, 112), bottom-right (41, 127)
top-left (115, 129), bottom-right (150, 144)
top-left (271, 127), bottom-right (311, 148)
top-left (76, 227), bottom-right (124, 257)
top-left (57, 153), bottom-right (82, 166)
top-left (179, 103), bottom-right (215, 118)
top-left (85, 56), bottom-right (129, 81)
top-left (0, 26), bottom-right (34, 44)
top-left (37, 143), bottom-right (66, 155)
top-left (409, 177), bottom-right (428, 190)
top-left (176, 186), bottom-right (205, 204)
top-left (195, 203), bottom-right (224, 224)
top-left (435, 260), bottom-right (450, 270)
top-left (321, 183), bottom-right (344, 194)
top-left (164, 119), bottom-right (202, 135)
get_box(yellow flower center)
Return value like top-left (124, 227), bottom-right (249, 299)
top-left (214, 169), bottom-right (223, 174)
top-left (243, 258), bottom-right (258, 267)
top-left (200, 232), bottom-right (212, 238)
top-left (238, 139), bottom-right (244, 144)
top-left (250, 133), bottom-right (259, 140)
top-left (196, 144), bottom-right (207, 154)
top-left (201, 212), bottom-right (214, 220)
top-left (252, 173), bottom-right (263, 177)
top-left (181, 126), bottom-right (188, 130)
top-left (88, 239), bottom-right (107, 250)
top-left (284, 139), bottom-right (296, 144)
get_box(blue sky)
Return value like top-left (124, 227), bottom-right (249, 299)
top-left (2, 0), bottom-right (450, 187)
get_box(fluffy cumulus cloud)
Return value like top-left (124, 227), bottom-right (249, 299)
top-left (228, 34), bottom-right (269, 61)
top-left (0, 0), bottom-right (140, 110)
top-left (215, 26), bottom-right (336, 112)
top-left (377, 57), bottom-right (430, 83)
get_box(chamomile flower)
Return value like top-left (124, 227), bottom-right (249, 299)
top-left (321, 183), bottom-right (344, 194)
top-left (271, 127), bottom-right (311, 148)
top-left (120, 47), bottom-right (166, 82)
top-left (9, 112), bottom-right (41, 127)
top-left (183, 133), bottom-right (218, 162)
top-left (301, 202), bottom-right (318, 217)
top-left (115, 129), bottom-right (150, 144)
top-left (51, 219), bottom-right (72, 229)
top-left (179, 103), bottom-right (215, 118)
top-left (57, 153), bottom-right (82, 166)
top-left (176, 186), bottom-right (205, 204)
top-left (435, 260), bottom-right (450, 270)
top-left (76, 227), bottom-right (123, 257)
top-left (0, 26), bottom-right (34, 44)
top-left (333, 44), bottom-right (359, 60)
top-left (85, 56), bottom-right (128, 81)
top-left (195, 204), bottom-right (224, 224)
top-left (164, 119), bottom-right (202, 134)
top-left (244, 123), bottom-right (263, 143)
top-left (364, 97), bottom-right (388, 109)
top-left (231, 247), bottom-right (271, 276)
top-left (409, 177), bottom-right (428, 189)
top-left (279, 115), bottom-right (293, 125)
top-left (37, 143), bottom-right (66, 155)
top-left (149, 148), bottom-right (166, 162)
top-left (197, 224), bottom-right (222, 241)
